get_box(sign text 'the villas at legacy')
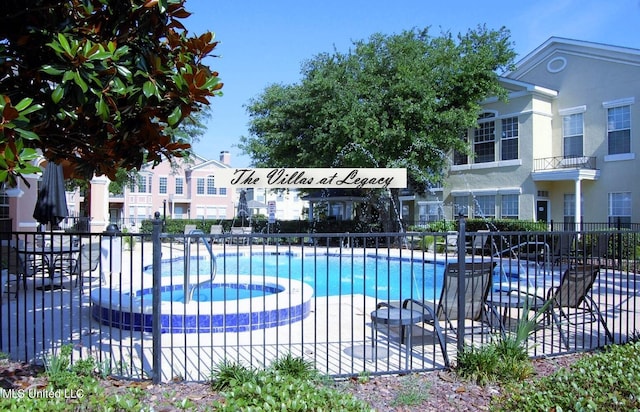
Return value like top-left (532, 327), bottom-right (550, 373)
top-left (216, 168), bottom-right (407, 189)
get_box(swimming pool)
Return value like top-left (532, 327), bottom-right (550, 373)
top-left (209, 252), bottom-right (445, 301)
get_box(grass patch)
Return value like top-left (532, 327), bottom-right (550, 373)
top-left (390, 373), bottom-right (432, 407)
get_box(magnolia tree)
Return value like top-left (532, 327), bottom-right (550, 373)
top-left (0, 0), bottom-right (223, 187)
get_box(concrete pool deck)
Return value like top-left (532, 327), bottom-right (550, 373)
top-left (1, 241), bottom-right (638, 382)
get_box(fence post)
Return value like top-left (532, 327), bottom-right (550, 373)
top-left (152, 212), bottom-right (162, 384)
top-left (617, 217), bottom-right (623, 271)
top-left (457, 214), bottom-right (466, 354)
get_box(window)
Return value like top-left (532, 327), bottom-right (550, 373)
top-left (0, 187), bottom-right (9, 219)
top-left (609, 192), bottom-right (631, 226)
top-left (453, 132), bottom-right (468, 165)
top-left (607, 105), bottom-right (631, 155)
top-left (135, 175), bottom-right (151, 193)
top-left (159, 177), bottom-right (167, 194)
top-left (474, 113), bottom-right (495, 163)
top-left (419, 202), bottom-right (443, 224)
top-left (453, 195), bottom-right (469, 217)
top-left (219, 187), bottom-right (227, 195)
top-left (474, 195), bottom-right (495, 219)
top-left (563, 113), bottom-right (583, 158)
top-left (501, 117), bottom-right (519, 160)
top-left (563, 193), bottom-right (584, 228)
top-left (196, 178), bottom-right (205, 195)
top-left (563, 194), bottom-right (575, 222)
top-left (175, 177), bottom-right (184, 195)
top-left (128, 206), bottom-right (135, 225)
top-left (501, 194), bottom-right (518, 219)
top-left (206, 175), bottom-right (217, 195)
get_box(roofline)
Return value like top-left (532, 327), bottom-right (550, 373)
top-left (505, 36), bottom-right (640, 77)
top-left (500, 77), bottom-right (558, 97)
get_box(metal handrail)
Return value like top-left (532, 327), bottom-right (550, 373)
top-left (533, 156), bottom-right (597, 171)
top-left (184, 229), bottom-right (217, 303)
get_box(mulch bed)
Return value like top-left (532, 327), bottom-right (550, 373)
top-left (0, 353), bottom-right (584, 411)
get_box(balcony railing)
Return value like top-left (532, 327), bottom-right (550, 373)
top-left (534, 156), bottom-right (597, 171)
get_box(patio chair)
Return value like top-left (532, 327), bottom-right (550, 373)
top-left (549, 233), bottom-right (577, 264)
top-left (183, 224), bottom-right (197, 243)
top-left (467, 230), bottom-right (489, 255)
top-left (209, 224), bottom-right (224, 244)
top-left (374, 261), bottom-right (497, 368)
top-left (583, 233), bottom-right (611, 267)
top-left (514, 265), bottom-right (613, 349)
top-left (71, 242), bottom-right (103, 289)
top-left (229, 227), bottom-right (251, 245)
top-left (2, 244), bottom-right (28, 296)
top-left (435, 231), bottom-right (460, 255)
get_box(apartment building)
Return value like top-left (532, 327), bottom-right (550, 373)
top-left (413, 37), bottom-right (639, 227)
top-left (107, 151), bottom-right (234, 230)
top-left (108, 151), bottom-right (307, 230)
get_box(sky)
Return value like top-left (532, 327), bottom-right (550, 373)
top-left (185, 0), bottom-right (640, 167)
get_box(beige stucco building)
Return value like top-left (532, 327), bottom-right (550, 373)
top-left (405, 37), bottom-right (639, 228)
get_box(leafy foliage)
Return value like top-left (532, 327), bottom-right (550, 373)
top-left (241, 26), bottom-right (515, 190)
top-left (493, 342), bottom-right (640, 411)
top-left (0, 0), bottom-right (223, 184)
top-left (210, 355), bottom-right (371, 411)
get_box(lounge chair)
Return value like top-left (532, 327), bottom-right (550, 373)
top-left (229, 227), bottom-right (251, 245)
top-left (71, 242), bottom-right (102, 289)
top-left (582, 233), bottom-right (610, 267)
top-left (467, 230), bottom-right (489, 255)
top-left (2, 243), bottom-right (28, 296)
top-left (209, 225), bottom-right (224, 244)
top-left (512, 265), bottom-right (613, 349)
top-left (183, 224), bottom-right (197, 243)
top-left (435, 231), bottom-right (460, 255)
top-left (373, 261), bottom-right (497, 368)
top-left (549, 233), bottom-right (576, 264)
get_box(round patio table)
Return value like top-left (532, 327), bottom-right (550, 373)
top-left (370, 307), bottom-right (424, 370)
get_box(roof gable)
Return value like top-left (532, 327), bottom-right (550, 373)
top-left (506, 36), bottom-right (640, 81)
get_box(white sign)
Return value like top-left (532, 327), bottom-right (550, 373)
top-left (217, 168), bottom-right (407, 189)
top-left (267, 200), bottom-right (276, 224)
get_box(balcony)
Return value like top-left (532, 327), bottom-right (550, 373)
top-left (532, 156), bottom-right (600, 182)
top-left (533, 156), bottom-right (597, 171)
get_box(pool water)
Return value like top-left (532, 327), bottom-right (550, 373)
top-left (160, 283), bottom-right (272, 303)
top-left (148, 253), bottom-right (446, 301)
top-left (217, 253), bottom-right (444, 301)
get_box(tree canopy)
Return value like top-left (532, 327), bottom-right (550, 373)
top-left (0, 0), bottom-right (223, 187)
top-left (240, 26), bottom-right (515, 191)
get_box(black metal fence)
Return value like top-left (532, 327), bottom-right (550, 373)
top-left (0, 221), bottom-right (638, 383)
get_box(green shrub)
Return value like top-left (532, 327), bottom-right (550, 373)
top-left (492, 342), bottom-right (640, 411)
top-left (210, 356), bottom-right (371, 411)
top-left (210, 360), bottom-right (257, 391)
top-left (269, 353), bottom-right (319, 381)
top-left (0, 345), bottom-right (146, 411)
top-left (456, 344), bottom-right (501, 385)
top-left (213, 373), bottom-right (371, 411)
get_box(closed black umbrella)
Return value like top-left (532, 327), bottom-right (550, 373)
top-left (237, 190), bottom-right (250, 226)
top-left (33, 162), bottom-right (68, 229)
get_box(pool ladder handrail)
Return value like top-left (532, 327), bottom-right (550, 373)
top-left (184, 229), bottom-right (217, 303)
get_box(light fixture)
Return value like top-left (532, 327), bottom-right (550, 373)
top-left (5, 187), bottom-right (24, 198)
